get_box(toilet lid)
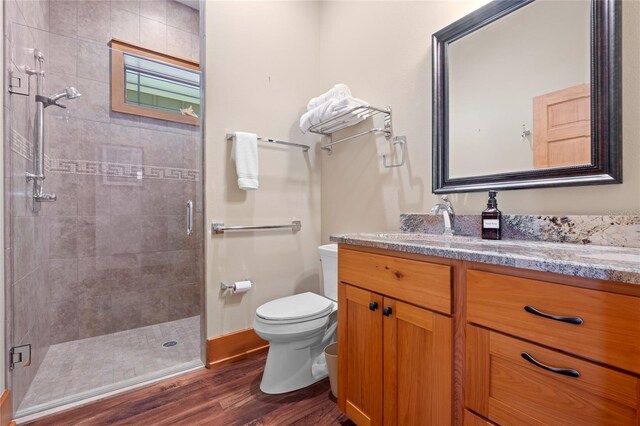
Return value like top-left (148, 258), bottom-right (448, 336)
top-left (256, 292), bottom-right (334, 322)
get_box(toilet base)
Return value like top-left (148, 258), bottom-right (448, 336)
top-left (258, 313), bottom-right (337, 394)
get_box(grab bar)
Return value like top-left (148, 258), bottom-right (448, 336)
top-left (211, 220), bottom-right (302, 235)
top-left (24, 50), bottom-right (58, 203)
top-left (24, 59), bottom-right (46, 183)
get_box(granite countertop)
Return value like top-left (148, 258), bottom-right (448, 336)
top-left (330, 232), bottom-right (640, 285)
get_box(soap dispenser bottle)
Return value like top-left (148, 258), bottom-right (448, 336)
top-left (482, 190), bottom-right (501, 240)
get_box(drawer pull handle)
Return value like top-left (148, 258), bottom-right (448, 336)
top-left (524, 305), bottom-right (584, 325)
top-left (521, 352), bottom-right (580, 378)
top-left (382, 306), bottom-right (393, 317)
top-left (369, 302), bottom-right (379, 311)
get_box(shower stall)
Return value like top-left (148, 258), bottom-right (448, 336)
top-left (4, 0), bottom-right (205, 419)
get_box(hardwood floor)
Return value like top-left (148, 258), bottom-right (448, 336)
top-left (26, 353), bottom-right (353, 426)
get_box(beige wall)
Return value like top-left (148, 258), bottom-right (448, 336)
top-left (205, 1), bottom-right (640, 339)
top-left (320, 1), bottom-right (481, 238)
top-left (320, 0), bottom-right (640, 244)
top-left (204, 1), bottom-right (322, 337)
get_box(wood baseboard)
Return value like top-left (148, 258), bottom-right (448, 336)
top-left (0, 390), bottom-right (12, 426)
top-left (206, 328), bottom-right (269, 369)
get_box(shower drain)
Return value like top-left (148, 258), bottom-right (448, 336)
top-left (163, 341), bottom-right (178, 347)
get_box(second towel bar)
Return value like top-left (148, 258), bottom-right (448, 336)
top-left (226, 133), bottom-right (310, 152)
top-left (211, 220), bottom-right (302, 235)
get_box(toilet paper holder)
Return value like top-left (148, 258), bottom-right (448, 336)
top-left (220, 280), bottom-right (254, 293)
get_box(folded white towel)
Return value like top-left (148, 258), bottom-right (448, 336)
top-left (299, 97), bottom-right (369, 133)
top-left (232, 132), bottom-right (259, 190)
top-left (299, 98), bottom-right (338, 133)
top-left (331, 97), bottom-right (369, 115)
top-left (306, 84), bottom-right (351, 111)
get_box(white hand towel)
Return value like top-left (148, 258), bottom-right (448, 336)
top-left (232, 132), bottom-right (259, 190)
top-left (306, 84), bottom-right (351, 111)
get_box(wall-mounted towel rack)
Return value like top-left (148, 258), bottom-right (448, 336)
top-left (307, 104), bottom-right (406, 168)
top-left (226, 133), bottom-right (310, 152)
top-left (211, 220), bottom-right (302, 235)
top-left (308, 105), bottom-right (392, 154)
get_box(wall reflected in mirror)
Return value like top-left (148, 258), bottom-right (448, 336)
top-left (447, 0), bottom-right (591, 179)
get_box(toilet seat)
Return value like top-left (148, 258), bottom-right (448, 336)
top-left (256, 292), bottom-right (334, 324)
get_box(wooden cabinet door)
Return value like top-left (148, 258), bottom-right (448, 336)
top-left (383, 298), bottom-right (452, 426)
top-left (338, 283), bottom-right (383, 426)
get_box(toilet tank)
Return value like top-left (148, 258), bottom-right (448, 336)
top-left (318, 244), bottom-right (338, 302)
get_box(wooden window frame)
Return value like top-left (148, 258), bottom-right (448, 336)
top-left (109, 39), bottom-right (200, 126)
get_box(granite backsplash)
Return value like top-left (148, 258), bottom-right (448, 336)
top-left (400, 214), bottom-right (640, 248)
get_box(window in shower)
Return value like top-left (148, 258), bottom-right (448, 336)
top-left (109, 39), bottom-right (200, 125)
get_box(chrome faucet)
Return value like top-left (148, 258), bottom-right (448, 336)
top-left (431, 195), bottom-right (455, 236)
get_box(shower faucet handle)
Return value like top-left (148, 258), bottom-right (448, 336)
top-left (34, 187), bottom-right (57, 202)
top-left (35, 193), bottom-right (57, 202)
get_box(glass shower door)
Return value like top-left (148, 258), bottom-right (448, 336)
top-left (5, 15), bottom-right (204, 418)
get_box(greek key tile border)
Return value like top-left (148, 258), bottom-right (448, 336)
top-left (48, 158), bottom-right (200, 181)
top-left (11, 129), bottom-right (200, 182)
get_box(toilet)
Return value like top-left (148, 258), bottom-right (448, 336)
top-left (253, 243), bottom-right (338, 394)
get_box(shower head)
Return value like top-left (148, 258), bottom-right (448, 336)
top-left (48, 86), bottom-right (82, 102)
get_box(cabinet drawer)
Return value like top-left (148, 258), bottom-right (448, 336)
top-left (466, 325), bottom-right (640, 426)
top-left (467, 270), bottom-right (640, 373)
top-left (339, 248), bottom-right (451, 314)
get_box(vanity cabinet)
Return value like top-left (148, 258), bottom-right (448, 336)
top-left (337, 248), bottom-right (453, 426)
top-left (466, 270), bottom-right (640, 425)
top-left (336, 244), bottom-right (640, 426)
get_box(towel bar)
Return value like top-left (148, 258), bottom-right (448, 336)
top-left (226, 133), bottom-right (310, 152)
top-left (211, 220), bottom-right (302, 235)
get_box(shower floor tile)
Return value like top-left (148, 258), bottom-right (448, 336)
top-left (17, 316), bottom-right (202, 416)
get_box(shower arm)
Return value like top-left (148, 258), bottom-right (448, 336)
top-left (35, 94), bottom-right (67, 109)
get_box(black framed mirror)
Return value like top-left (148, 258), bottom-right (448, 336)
top-left (432, 0), bottom-right (621, 193)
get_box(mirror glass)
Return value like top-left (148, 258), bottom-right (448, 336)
top-left (448, 0), bottom-right (591, 178)
top-left (432, 0), bottom-right (621, 193)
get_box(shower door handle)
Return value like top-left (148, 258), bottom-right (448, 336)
top-left (186, 200), bottom-right (194, 236)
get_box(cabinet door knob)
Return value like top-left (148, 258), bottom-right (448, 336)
top-left (369, 302), bottom-right (378, 311)
top-left (382, 306), bottom-right (393, 317)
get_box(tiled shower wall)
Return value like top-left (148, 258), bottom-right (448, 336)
top-left (5, 0), bottom-right (202, 407)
